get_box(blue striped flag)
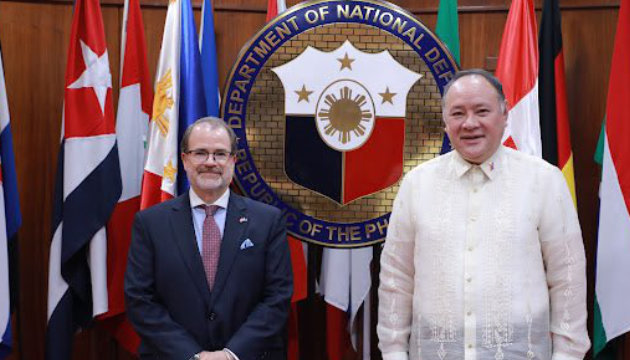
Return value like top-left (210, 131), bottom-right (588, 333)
top-left (200, 0), bottom-right (220, 117)
top-left (0, 44), bottom-right (21, 360)
top-left (177, 0), bottom-right (207, 194)
top-left (45, 0), bottom-right (121, 357)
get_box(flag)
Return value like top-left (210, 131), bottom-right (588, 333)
top-left (140, 0), bottom-right (206, 209)
top-left (319, 247), bottom-right (372, 359)
top-left (45, 0), bottom-right (121, 357)
top-left (593, 0), bottom-right (630, 354)
top-left (200, 0), bottom-right (220, 117)
top-left (436, 0), bottom-right (460, 65)
top-left (266, 0), bottom-right (286, 22)
top-left (99, 0), bottom-right (153, 353)
top-left (538, 0), bottom-right (576, 205)
top-left (285, 235), bottom-right (307, 360)
top-left (495, 0), bottom-right (541, 156)
top-left (0, 44), bottom-right (21, 359)
top-left (435, 0), bottom-right (460, 154)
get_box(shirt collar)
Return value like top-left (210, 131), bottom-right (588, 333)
top-left (189, 187), bottom-right (230, 210)
top-left (451, 146), bottom-right (503, 180)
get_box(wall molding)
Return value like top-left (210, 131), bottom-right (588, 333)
top-left (7, 0), bottom-right (621, 12)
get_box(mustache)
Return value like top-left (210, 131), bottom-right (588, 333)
top-left (197, 166), bottom-right (222, 174)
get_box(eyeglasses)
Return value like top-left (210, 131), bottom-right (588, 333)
top-left (184, 149), bottom-right (232, 164)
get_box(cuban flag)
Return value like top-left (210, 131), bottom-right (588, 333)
top-left (45, 0), bottom-right (121, 357)
top-left (0, 45), bottom-right (21, 359)
top-left (99, 0), bottom-right (152, 353)
top-left (140, 0), bottom-right (206, 209)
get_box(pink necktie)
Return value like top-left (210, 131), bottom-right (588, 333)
top-left (201, 205), bottom-right (221, 289)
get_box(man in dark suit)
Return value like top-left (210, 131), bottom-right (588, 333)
top-left (125, 117), bottom-right (293, 360)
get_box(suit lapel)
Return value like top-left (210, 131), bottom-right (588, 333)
top-left (169, 193), bottom-right (212, 304)
top-left (210, 193), bottom-right (247, 305)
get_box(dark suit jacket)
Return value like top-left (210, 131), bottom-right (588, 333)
top-left (124, 192), bottom-right (293, 360)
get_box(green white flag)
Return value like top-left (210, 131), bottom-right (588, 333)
top-left (594, 0), bottom-right (630, 355)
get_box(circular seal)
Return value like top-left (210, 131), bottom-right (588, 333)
top-left (221, 0), bottom-right (458, 248)
top-left (316, 79), bottom-right (375, 152)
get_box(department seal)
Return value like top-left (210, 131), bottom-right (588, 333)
top-left (221, 0), bottom-right (458, 247)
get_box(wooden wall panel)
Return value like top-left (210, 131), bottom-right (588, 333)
top-left (0, 2), bottom-right (125, 358)
top-left (1, 3), bottom-right (73, 359)
top-left (458, 12), bottom-right (506, 68)
top-left (0, 0), bottom-right (628, 358)
top-left (214, 9), bottom-right (266, 89)
top-left (137, 7), bottom-right (167, 84)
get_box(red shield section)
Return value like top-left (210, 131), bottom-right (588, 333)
top-left (343, 117), bottom-right (405, 204)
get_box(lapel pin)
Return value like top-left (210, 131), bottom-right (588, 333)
top-left (239, 217), bottom-right (248, 223)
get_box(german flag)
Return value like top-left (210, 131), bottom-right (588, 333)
top-left (539, 0), bottom-right (577, 205)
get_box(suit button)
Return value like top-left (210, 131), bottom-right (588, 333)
top-left (208, 312), bottom-right (216, 321)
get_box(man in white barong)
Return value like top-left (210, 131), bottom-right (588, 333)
top-left (377, 69), bottom-right (590, 360)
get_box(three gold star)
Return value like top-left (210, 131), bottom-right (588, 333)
top-left (295, 84), bottom-right (313, 103)
top-left (337, 53), bottom-right (355, 70)
top-left (379, 87), bottom-right (397, 104)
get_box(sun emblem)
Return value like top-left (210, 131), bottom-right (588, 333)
top-left (152, 69), bottom-right (174, 137)
top-left (315, 80), bottom-right (375, 151)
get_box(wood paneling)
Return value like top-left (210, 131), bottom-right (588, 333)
top-left (137, 7), bottom-right (166, 83)
top-left (213, 9), bottom-right (266, 89)
top-left (1, 3), bottom-right (72, 359)
top-left (0, 0), bottom-right (627, 358)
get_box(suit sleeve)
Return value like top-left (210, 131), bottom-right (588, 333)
top-left (125, 211), bottom-right (203, 359)
top-left (226, 210), bottom-right (293, 359)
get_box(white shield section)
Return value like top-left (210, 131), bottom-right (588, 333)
top-left (272, 40), bottom-right (422, 118)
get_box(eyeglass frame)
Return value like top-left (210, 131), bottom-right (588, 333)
top-left (183, 149), bottom-right (233, 164)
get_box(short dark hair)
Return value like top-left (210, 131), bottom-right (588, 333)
top-left (441, 68), bottom-right (507, 111)
top-left (180, 117), bottom-right (238, 154)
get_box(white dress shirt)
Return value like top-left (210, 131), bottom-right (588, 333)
top-left (189, 187), bottom-right (230, 252)
top-left (378, 146), bottom-right (590, 360)
top-left (189, 188), bottom-right (239, 360)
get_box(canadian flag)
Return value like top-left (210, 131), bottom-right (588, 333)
top-left (496, 0), bottom-right (542, 156)
top-left (99, 0), bottom-right (153, 353)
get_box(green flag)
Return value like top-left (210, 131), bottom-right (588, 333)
top-left (436, 0), bottom-right (460, 154)
top-left (436, 0), bottom-right (460, 65)
top-left (595, 120), bottom-right (605, 165)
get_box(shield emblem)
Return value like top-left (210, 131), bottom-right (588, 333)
top-left (272, 41), bottom-right (421, 205)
